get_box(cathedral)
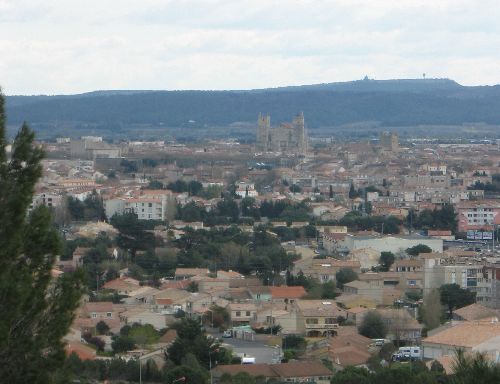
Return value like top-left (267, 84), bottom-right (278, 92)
top-left (253, 112), bottom-right (309, 154)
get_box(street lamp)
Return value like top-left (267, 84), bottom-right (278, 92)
top-left (209, 348), bottom-right (219, 383)
top-left (173, 377), bottom-right (185, 383)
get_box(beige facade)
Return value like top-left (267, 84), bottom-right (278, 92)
top-left (253, 112), bottom-right (309, 154)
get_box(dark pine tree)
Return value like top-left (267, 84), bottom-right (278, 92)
top-left (0, 89), bottom-right (87, 384)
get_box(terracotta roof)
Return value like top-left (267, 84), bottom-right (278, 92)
top-left (335, 293), bottom-right (377, 304)
top-left (103, 276), bottom-right (139, 289)
top-left (65, 341), bottom-right (96, 361)
top-left (423, 322), bottom-right (500, 347)
top-left (82, 302), bottom-right (115, 312)
top-left (229, 279), bottom-right (263, 288)
top-left (269, 286), bottom-right (307, 299)
top-left (247, 286), bottom-right (272, 294)
top-left (344, 280), bottom-right (369, 289)
top-left (161, 280), bottom-right (191, 290)
top-left (158, 329), bottom-right (178, 344)
top-left (175, 268), bottom-right (210, 277)
top-left (270, 361), bottom-right (333, 378)
top-left (453, 304), bottom-right (500, 322)
top-left (328, 347), bottom-right (371, 367)
top-left (156, 298), bottom-right (173, 305)
top-left (226, 291), bottom-right (253, 300)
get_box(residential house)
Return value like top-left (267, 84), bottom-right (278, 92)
top-left (378, 309), bottom-right (422, 345)
top-left (343, 281), bottom-right (384, 305)
top-left (217, 270), bottom-right (244, 279)
top-left (123, 310), bottom-right (167, 330)
top-left (292, 301), bottom-right (341, 338)
top-left (228, 278), bottom-right (263, 289)
top-left (247, 286), bottom-right (272, 303)
top-left (65, 341), bottom-right (97, 361)
top-left (268, 286), bottom-right (307, 302)
top-left (226, 303), bottom-right (258, 326)
top-left (452, 303), bottom-right (500, 322)
top-left (392, 259), bottom-right (424, 273)
top-left (157, 329), bottom-right (178, 349)
top-left (224, 290), bottom-right (253, 304)
top-left (350, 248), bottom-right (381, 270)
top-left (174, 268), bottom-right (210, 281)
top-left (198, 279), bottom-right (230, 292)
top-left (345, 307), bottom-right (369, 325)
top-left (422, 321), bottom-right (500, 359)
top-left (269, 362), bottom-right (333, 384)
top-left (335, 294), bottom-right (377, 309)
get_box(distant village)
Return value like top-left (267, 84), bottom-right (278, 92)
top-left (23, 113), bottom-right (500, 381)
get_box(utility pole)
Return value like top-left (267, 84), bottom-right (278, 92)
top-left (209, 348), bottom-right (219, 384)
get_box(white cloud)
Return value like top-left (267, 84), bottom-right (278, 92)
top-left (0, 0), bottom-right (499, 94)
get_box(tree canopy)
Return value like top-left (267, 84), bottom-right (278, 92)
top-left (379, 251), bottom-right (396, 272)
top-left (358, 311), bottom-right (388, 339)
top-left (0, 90), bottom-right (87, 383)
top-left (439, 284), bottom-right (476, 317)
top-left (335, 267), bottom-right (359, 289)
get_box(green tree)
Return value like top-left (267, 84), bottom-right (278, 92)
top-left (439, 284), bottom-right (476, 318)
top-left (0, 91), bottom-right (87, 384)
top-left (96, 320), bottom-right (110, 335)
top-left (289, 184), bottom-right (301, 193)
top-left (406, 244), bottom-right (433, 257)
top-left (331, 366), bottom-right (370, 384)
top-left (141, 180), bottom-right (164, 190)
top-left (379, 251), bottom-right (396, 272)
top-left (358, 311), bottom-right (388, 339)
top-left (129, 323), bottom-right (160, 348)
top-left (349, 183), bottom-right (358, 198)
top-left (110, 213), bottom-right (156, 258)
top-left (321, 280), bottom-right (338, 299)
top-left (335, 267), bottom-right (359, 289)
top-left (451, 349), bottom-right (500, 384)
top-left (111, 336), bottom-right (135, 354)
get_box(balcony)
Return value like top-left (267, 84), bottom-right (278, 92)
top-left (305, 323), bottom-right (339, 329)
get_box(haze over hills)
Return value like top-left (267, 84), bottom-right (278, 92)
top-left (5, 78), bottom-right (500, 139)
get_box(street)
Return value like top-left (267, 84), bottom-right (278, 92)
top-left (212, 333), bottom-right (279, 364)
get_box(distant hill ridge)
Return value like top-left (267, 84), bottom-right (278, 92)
top-left (5, 78), bottom-right (500, 130)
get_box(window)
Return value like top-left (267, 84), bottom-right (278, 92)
top-left (256, 294), bottom-right (261, 299)
top-left (107, 312), bottom-right (112, 318)
top-left (148, 203), bottom-right (152, 207)
top-left (92, 313), bottom-right (97, 318)
top-left (236, 311), bottom-right (241, 317)
top-left (246, 311), bottom-right (250, 316)
top-left (306, 318), bottom-right (318, 324)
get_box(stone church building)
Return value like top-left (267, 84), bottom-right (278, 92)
top-left (253, 112), bottom-right (309, 154)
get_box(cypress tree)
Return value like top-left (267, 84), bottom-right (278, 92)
top-left (0, 89), bottom-right (87, 383)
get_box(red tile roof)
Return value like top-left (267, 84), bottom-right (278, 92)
top-left (269, 286), bottom-right (307, 299)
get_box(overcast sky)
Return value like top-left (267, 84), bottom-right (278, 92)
top-left (1, 0), bottom-right (500, 95)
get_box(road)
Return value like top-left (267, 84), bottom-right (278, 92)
top-left (212, 333), bottom-right (279, 364)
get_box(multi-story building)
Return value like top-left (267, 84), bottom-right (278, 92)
top-left (423, 258), bottom-right (487, 303)
top-left (456, 201), bottom-right (500, 233)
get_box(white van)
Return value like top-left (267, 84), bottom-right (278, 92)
top-left (396, 347), bottom-right (420, 358)
top-left (242, 357), bottom-right (256, 364)
top-left (222, 330), bottom-right (233, 338)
